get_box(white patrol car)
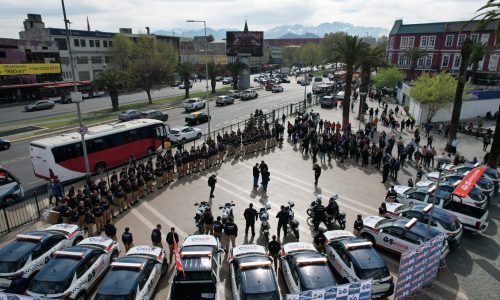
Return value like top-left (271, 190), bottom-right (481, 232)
top-left (169, 235), bottom-right (223, 300)
top-left (324, 230), bottom-right (394, 298)
top-left (280, 242), bottom-right (336, 294)
top-left (0, 224), bottom-right (84, 293)
top-left (229, 244), bottom-right (279, 300)
top-left (27, 236), bottom-right (119, 300)
top-left (359, 216), bottom-right (449, 260)
top-left (95, 246), bottom-right (167, 300)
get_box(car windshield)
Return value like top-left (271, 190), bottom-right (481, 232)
top-left (244, 292), bottom-right (279, 300)
top-left (355, 266), bottom-right (390, 280)
top-left (170, 130), bottom-right (179, 134)
top-left (0, 240), bottom-right (39, 273)
top-left (187, 99), bottom-right (196, 103)
top-left (97, 268), bottom-right (139, 296)
top-left (29, 276), bottom-right (73, 295)
top-left (298, 264), bottom-right (336, 290)
top-left (95, 295), bottom-right (134, 300)
top-left (403, 188), bottom-right (416, 195)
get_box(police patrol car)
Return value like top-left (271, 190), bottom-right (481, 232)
top-left (95, 246), bottom-right (167, 300)
top-left (169, 235), bottom-right (223, 300)
top-left (229, 244), bottom-right (279, 300)
top-left (0, 224), bottom-right (84, 293)
top-left (383, 202), bottom-right (463, 249)
top-left (324, 230), bottom-right (394, 298)
top-left (279, 242), bottom-right (336, 294)
top-left (27, 236), bottom-right (119, 300)
top-left (359, 216), bottom-right (450, 260)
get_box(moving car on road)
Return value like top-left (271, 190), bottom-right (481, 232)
top-left (216, 95), bottom-right (235, 106)
top-left (228, 90), bottom-right (240, 99)
top-left (183, 98), bottom-right (206, 112)
top-left (324, 230), bottom-right (394, 298)
top-left (27, 237), bottom-right (119, 300)
top-left (222, 77), bottom-right (233, 85)
top-left (169, 235), bottom-right (222, 300)
top-left (280, 242), bottom-right (336, 294)
top-left (271, 85), bottom-right (284, 93)
top-left (168, 126), bottom-right (202, 144)
top-left (240, 89), bottom-right (258, 100)
top-left (95, 246), bottom-right (168, 300)
top-left (0, 166), bottom-right (24, 205)
top-left (229, 244), bottom-right (279, 300)
top-left (185, 112), bottom-right (211, 125)
top-left (0, 224), bottom-right (84, 293)
top-left (0, 139), bottom-right (10, 151)
top-left (118, 110), bottom-right (142, 122)
top-left (141, 109), bottom-right (169, 122)
top-left (24, 100), bottom-right (55, 112)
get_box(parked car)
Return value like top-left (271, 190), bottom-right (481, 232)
top-left (320, 95), bottom-right (335, 108)
top-left (300, 80), bottom-right (310, 86)
top-left (24, 100), bottom-right (55, 112)
top-left (168, 126), bottom-right (202, 143)
top-left (0, 167), bottom-right (24, 205)
top-left (265, 82), bottom-right (275, 91)
top-left (118, 110), bottom-right (142, 122)
top-left (216, 95), bottom-right (235, 106)
top-left (222, 77), bottom-right (233, 85)
top-left (280, 77), bottom-right (290, 83)
top-left (183, 98), bottom-right (206, 112)
top-left (0, 139), bottom-right (10, 151)
top-left (185, 112), bottom-right (211, 125)
top-left (141, 109), bottom-right (168, 122)
top-left (271, 85), bottom-right (284, 93)
top-left (228, 90), bottom-right (240, 99)
top-left (179, 80), bottom-right (193, 89)
top-left (240, 89), bottom-right (258, 100)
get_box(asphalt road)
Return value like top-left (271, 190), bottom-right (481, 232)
top-left (0, 78), bottom-right (310, 191)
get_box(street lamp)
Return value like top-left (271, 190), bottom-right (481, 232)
top-left (61, 0), bottom-right (90, 176)
top-left (187, 20), bottom-right (211, 137)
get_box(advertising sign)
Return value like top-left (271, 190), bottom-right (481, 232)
top-left (226, 31), bottom-right (264, 57)
top-left (0, 63), bottom-right (61, 75)
top-left (286, 280), bottom-right (372, 300)
top-left (394, 234), bottom-right (445, 299)
top-left (453, 166), bottom-right (487, 197)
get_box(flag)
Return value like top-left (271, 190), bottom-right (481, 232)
top-left (173, 238), bottom-right (184, 274)
top-left (87, 16), bottom-right (90, 31)
top-left (453, 166), bottom-right (486, 197)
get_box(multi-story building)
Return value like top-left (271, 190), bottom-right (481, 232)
top-left (264, 38), bottom-right (322, 64)
top-left (387, 19), bottom-right (499, 84)
top-left (180, 36), bottom-right (227, 67)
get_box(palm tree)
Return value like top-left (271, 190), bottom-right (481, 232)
top-left (177, 62), bottom-right (194, 99)
top-left (472, 0), bottom-right (500, 45)
top-left (469, 42), bottom-right (492, 83)
top-left (226, 60), bottom-right (248, 90)
top-left (93, 69), bottom-right (128, 111)
top-left (359, 46), bottom-right (385, 121)
top-left (332, 35), bottom-right (368, 129)
top-left (403, 47), bottom-right (426, 80)
top-left (207, 61), bottom-right (224, 94)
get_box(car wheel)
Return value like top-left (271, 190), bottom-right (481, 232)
top-left (73, 236), bottom-right (84, 246)
top-left (361, 233), bottom-right (375, 245)
top-left (94, 162), bottom-right (107, 174)
top-left (196, 120), bottom-right (200, 125)
top-left (3, 144), bottom-right (9, 150)
top-left (75, 292), bottom-right (85, 300)
top-left (197, 133), bottom-right (202, 139)
top-left (202, 104), bottom-right (206, 109)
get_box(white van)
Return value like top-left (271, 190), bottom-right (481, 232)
top-left (0, 167), bottom-right (24, 204)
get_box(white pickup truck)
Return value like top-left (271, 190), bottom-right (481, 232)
top-left (240, 89), bottom-right (258, 100)
top-left (183, 98), bottom-right (206, 112)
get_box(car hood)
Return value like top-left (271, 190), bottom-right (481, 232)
top-left (393, 185), bottom-right (412, 195)
top-left (385, 202), bottom-right (405, 214)
top-left (363, 216), bottom-right (385, 228)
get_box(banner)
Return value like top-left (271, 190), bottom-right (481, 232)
top-left (453, 166), bottom-right (487, 197)
top-left (286, 280), bottom-right (372, 300)
top-left (173, 238), bottom-right (184, 274)
top-left (0, 293), bottom-right (43, 299)
top-left (0, 63), bottom-right (61, 75)
top-left (394, 234), bottom-right (445, 300)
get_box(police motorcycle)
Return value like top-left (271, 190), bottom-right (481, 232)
top-left (194, 201), bottom-right (210, 233)
top-left (285, 201), bottom-right (300, 240)
top-left (258, 203), bottom-right (272, 241)
top-left (219, 201), bottom-right (235, 224)
top-left (307, 194), bottom-right (346, 229)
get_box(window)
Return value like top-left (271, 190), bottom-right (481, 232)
top-left (60, 57), bottom-right (70, 64)
top-left (441, 54), bottom-right (450, 68)
top-left (108, 40), bottom-right (113, 47)
top-left (428, 36), bottom-right (435, 49)
top-left (453, 55), bottom-right (462, 69)
top-left (417, 57), bottom-right (425, 68)
top-left (420, 36), bottom-right (428, 48)
top-left (104, 56), bottom-right (112, 63)
top-left (481, 34), bottom-right (489, 45)
top-left (384, 227), bottom-right (404, 238)
top-left (52, 143), bottom-right (83, 163)
top-left (0, 51), bottom-right (6, 58)
top-left (424, 55), bottom-right (432, 68)
top-left (78, 71), bottom-right (90, 81)
top-left (400, 37), bottom-right (408, 49)
top-left (402, 232), bottom-right (421, 245)
top-left (95, 40), bottom-right (100, 47)
top-left (470, 34), bottom-right (479, 43)
top-left (457, 34), bottom-right (466, 47)
top-left (89, 40), bottom-right (94, 47)
top-left (489, 55), bottom-right (499, 71)
top-left (73, 39), bottom-right (80, 47)
top-left (91, 56), bottom-right (102, 64)
top-left (76, 56), bottom-right (88, 64)
top-left (103, 40), bottom-right (108, 47)
top-left (80, 39), bottom-right (86, 47)
top-left (54, 38), bottom-right (68, 50)
top-left (398, 55), bottom-right (409, 67)
top-left (408, 36), bottom-right (415, 48)
top-left (445, 35), bottom-right (453, 47)
top-left (389, 37), bottom-right (394, 49)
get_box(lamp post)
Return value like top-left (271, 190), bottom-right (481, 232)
top-left (61, 0), bottom-right (90, 176)
top-left (187, 20), bottom-right (211, 137)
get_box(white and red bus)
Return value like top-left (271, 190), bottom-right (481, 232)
top-left (29, 119), bottom-right (168, 182)
top-left (41, 81), bottom-right (105, 103)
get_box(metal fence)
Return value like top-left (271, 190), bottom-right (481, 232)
top-left (0, 97), bottom-right (318, 235)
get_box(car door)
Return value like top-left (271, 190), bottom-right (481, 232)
top-left (141, 260), bottom-right (157, 299)
top-left (329, 244), bottom-right (353, 281)
top-left (407, 192), bottom-right (426, 205)
top-left (381, 227), bottom-right (405, 252)
top-left (280, 256), bottom-right (295, 292)
top-left (183, 128), bottom-right (194, 139)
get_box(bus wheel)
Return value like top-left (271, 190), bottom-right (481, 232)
top-left (94, 162), bottom-right (107, 174)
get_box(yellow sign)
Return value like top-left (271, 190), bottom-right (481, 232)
top-left (0, 63), bottom-right (61, 75)
top-left (197, 55), bottom-right (228, 65)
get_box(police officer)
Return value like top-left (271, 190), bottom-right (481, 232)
top-left (313, 163), bottom-right (321, 185)
top-left (275, 206), bottom-right (289, 239)
top-left (379, 202), bottom-right (387, 216)
top-left (208, 174), bottom-right (217, 198)
top-left (223, 218), bottom-right (238, 251)
top-left (353, 215), bottom-right (364, 237)
top-left (213, 216), bottom-right (223, 242)
top-left (166, 227), bottom-right (179, 264)
top-left (244, 203), bottom-right (258, 236)
top-left (151, 224), bottom-right (163, 248)
top-left (268, 235), bottom-right (281, 271)
top-left (312, 198), bottom-right (326, 231)
top-left (313, 229), bottom-right (327, 253)
top-left (204, 208), bottom-right (214, 235)
top-left (104, 219), bottom-right (117, 241)
top-left (122, 227), bottom-right (134, 252)
top-left (385, 186), bottom-right (397, 202)
top-left (326, 196), bottom-right (339, 218)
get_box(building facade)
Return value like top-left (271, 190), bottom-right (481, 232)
top-left (387, 19), bottom-right (499, 84)
top-left (264, 38), bottom-right (322, 64)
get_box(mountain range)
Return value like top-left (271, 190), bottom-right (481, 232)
top-left (154, 22), bottom-right (388, 40)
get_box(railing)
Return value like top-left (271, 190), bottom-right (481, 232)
top-left (0, 97), bottom-right (318, 235)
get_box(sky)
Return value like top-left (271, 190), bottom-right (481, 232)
top-left (0, 0), bottom-right (487, 38)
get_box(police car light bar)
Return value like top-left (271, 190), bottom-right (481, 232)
top-left (453, 180), bottom-right (461, 187)
top-left (422, 203), bottom-right (434, 214)
top-left (404, 218), bottom-right (418, 229)
top-left (54, 251), bottom-right (85, 258)
top-left (345, 242), bottom-right (373, 249)
top-left (427, 186), bottom-right (437, 194)
top-left (239, 261), bottom-right (272, 269)
top-left (295, 257), bottom-right (327, 265)
top-left (111, 262), bottom-right (144, 269)
top-left (16, 234), bottom-right (43, 241)
top-left (181, 251), bottom-right (212, 257)
top-left (473, 163), bottom-right (480, 168)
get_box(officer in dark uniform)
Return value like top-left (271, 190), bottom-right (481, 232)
top-left (213, 216), bottom-right (223, 242)
top-left (353, 214), bottom-right (364, 237)
top-left (312, 199), bottom-right (326, 231)
top-left (275, 205), bottom-right (289, 239)
top-left (122, 227), bottom-right (134, 252)
top-left (313, 229), bottom-right (327, 253)
top-left (267, 235), bottom-right (281, 271)
top-left (243, 203), bottom-right (258, 236)
top-left (385, 186), bottom-right (398, 202)
top-left (223, 218), bottom-right (238, 251)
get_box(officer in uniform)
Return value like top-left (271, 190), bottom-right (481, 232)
top-left (122, 227), bottom-right (134, 252)
top-left (243, 203), bottom-right (258, 236)
top-left (155, 163), bottom-right (163, 189)
top-left (213, 216), bottom-right (223, 242)
top-left (353, 214), bottom-right (364, 237)
top-left (312, 198), bottom-right (326, 231)
top-left (223, 218), bottom-right (238, 251)
top-left (385, 186), bottom-right (398, 202)
top-left (313, 229), bottom-right (327, 253)
top-left (268, 235), bottom-right (281, 271)
top-left (217, 142), bottom-right (225, 163)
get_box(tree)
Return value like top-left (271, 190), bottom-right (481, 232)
top-left (299, 43), bottom-right (322, 66)
top-left (332, 35), bottom-right (368, 128)
top-left (226, 60), bottom-right (248, 90)
top-left (469, 42), bottom-right (492, 83)
top-left (282, 46), bottom-right (300, 67)
top-left (177, 62), bottom-right (194, 99)
top-left (320, 32), bottom-right (347, 62)
top-left (93, 69), bottom-right (128, 111)
top-left (111, 34), bottom-right (134, 70)
top-left (376, 35), bottom-right (389, 51)
top-left (403, 47), bottom-right (426, 80)
top-left (359, 46), bottom-right (385, 121)
top-left (207, 61), bottom-right (224, 94)
top-left (410, 72), bottom-right (470, 123)
top-left (373, 67), bottom-right (406, 88)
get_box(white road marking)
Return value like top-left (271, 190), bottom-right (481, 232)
top-left (432, 280), bottom-right (470, 300)
top-left (142, 202), bottom-right (189, 238)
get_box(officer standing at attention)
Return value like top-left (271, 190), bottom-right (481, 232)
top-left (166, 227), bottom-right (179, 264)
top-left (224, 217), bottom-right (238, 251)
top-left (244, 203), bottom-right (258, 236)
top-left (213, 216), bottom-right (223, 242)
top-left (121, 227), bottom-right (134, 252)
top-left (268, 235), bottom-right (281, 271)
top-left (276, 205), bottom-right (289, 239)
top-left (312, 198), bottom-right (326, 231)
top-left (151, 224), bottom-right (163, 248)
top-left (353, 215), bottom-right (364, 237)
top-left (313, 229), bottom-right (327, 253)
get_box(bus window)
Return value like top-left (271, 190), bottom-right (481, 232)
top-left (155, 125), bottom-right (167, 138)
top-left (52, 143), bottom-right (83, 163)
